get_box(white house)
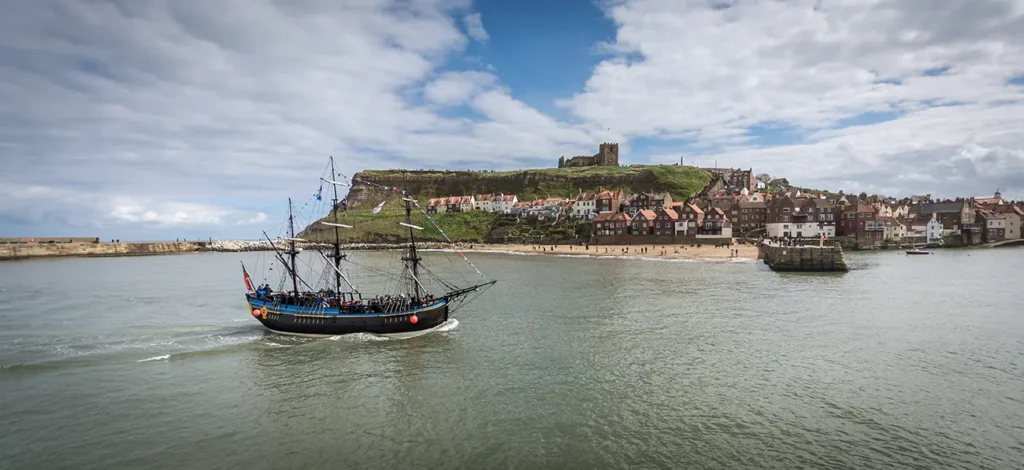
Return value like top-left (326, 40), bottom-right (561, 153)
top-left (495, 194), bottom-right (517, 213)
top-left (473, 194), bottom-right (494, 212)
top-left (458, 195), bottom-right (475, 212)
top-left (767, 221), bottom-right (835, 239)
top-left (572, 192), bottom-right (597, 218)
top-left (926, 215), bottom-right (943, 243)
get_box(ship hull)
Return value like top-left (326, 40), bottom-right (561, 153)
top-left (246, 295), bottom-right (450, 336)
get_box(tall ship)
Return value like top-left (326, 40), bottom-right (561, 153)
top-left (242, 157), bottom-right (495, 338)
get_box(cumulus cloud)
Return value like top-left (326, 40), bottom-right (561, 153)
top-left (3, 0), bottom-right (1024, 240)
top-left (565, 0), bottom-right (1024, 197)
top-left (424, 71), bottom-right (498, 105)
top-left (463, 13), bottom-right (490, 42)
top-left (0, 1), bottom-right (601, 239)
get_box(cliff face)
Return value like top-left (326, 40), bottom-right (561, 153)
top-left (345, 166), bottom-right (710, 209)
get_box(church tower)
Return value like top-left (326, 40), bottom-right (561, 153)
top-left (597, 143), bottom-right (619, 166)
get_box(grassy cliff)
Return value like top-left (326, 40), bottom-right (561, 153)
top-left (300, 165), bottom-right (710, 243)
top-left (300, 207), bottom-right (498, 243)
top-left (346, 165), bottom-right (710, 209)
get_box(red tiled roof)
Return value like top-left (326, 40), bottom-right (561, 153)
top-left (636, 209), bottom-right (658, 220)
top-left (661, 209), bottom-right (679, 220)
top-left (594, 211), bottom-right (631, 222)
top-left (686, 203), bottom-right (704, 214)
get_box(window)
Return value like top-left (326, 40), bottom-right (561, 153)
top-left (656, 223), bottom-right (661, 228)
top-left (784, 207), bottom-right (791, 213)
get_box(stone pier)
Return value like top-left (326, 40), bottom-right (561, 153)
top-left (0, 242), bottom-right (201, 261)
top-left (759, 245), bottom-right (848, 272)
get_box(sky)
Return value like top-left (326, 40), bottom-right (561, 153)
top-left (2, 0), bottom-right (1024, 240)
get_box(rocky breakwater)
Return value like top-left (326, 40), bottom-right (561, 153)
top-left (0, 241), bottom-right (200, 261)
top-left (759, 244), bottom-right (848, 272)
top-left (339, 242), bottom-right (466, 251)
top-left (199, 240), bottom-right (277, 252)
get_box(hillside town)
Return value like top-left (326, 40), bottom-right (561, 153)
top-left (423, 164), bottom-right (1023, 249)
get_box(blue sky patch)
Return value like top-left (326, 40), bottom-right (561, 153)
top-left (471, 0), bottom-right (616, 118)
top-left (923, 65), bottom-right (951, 76)
top-left (834, 110), bottom-right (903, 128)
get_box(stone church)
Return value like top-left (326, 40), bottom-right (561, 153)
top-left (558, 143), bottom-right (619, 168)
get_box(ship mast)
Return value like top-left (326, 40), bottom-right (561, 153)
top-left (287, 198), bottom-right (300, 295)
top-left (328, 156), bottom-right (345, 298)
top-left (401, 198), bottom-right (422, 299)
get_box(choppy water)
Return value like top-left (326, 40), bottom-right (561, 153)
top-left (1, 249), bottom-right (1023, 469)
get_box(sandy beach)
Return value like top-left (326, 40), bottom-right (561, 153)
top-left (456, 242), bottom-right (760, 260)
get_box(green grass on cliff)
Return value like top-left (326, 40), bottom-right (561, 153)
top-left (301, 164), bottom-right (710, 243)
top-left (300, 207), bottom-right (497, 243)
top-left (356, 164), bottom-right (710, 205)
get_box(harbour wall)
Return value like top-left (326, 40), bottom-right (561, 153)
top-left (759, 245), bottom-right (848, 272)
top-left (0, 242), bottom-right (201, 261)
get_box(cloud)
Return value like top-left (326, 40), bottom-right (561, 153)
top-left (3, 0), bottom-right (1024, 240)
top-left (561, 0), bottom-right (1024, 198)
top-left (463, 13), bottom-right (490, 42)
top-left (238, 212), bottom-right (269, 226)
top-left (0, 1), bottom-right (602, 239)
top-left (424, 71), bottom-right (497, 105)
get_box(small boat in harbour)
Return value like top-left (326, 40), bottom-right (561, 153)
top-left (241, 157), bottom-right (495, 337)
top-left (905, 246), bottom-right (932, 255)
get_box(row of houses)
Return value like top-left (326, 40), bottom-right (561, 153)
top-left (426, 194), bottom-right (518, 214)
top-left (423, 184), bottom-right (1022, 246)
top-left (589, 187), bottom-right (1022, 245)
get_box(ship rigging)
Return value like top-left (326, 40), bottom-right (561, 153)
top-left (242, 157), bottom-right (496, 337)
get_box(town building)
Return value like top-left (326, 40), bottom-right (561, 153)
top-left (915, 200), bottom-right (976, 234)
top-left (653, 208), bottom-right (679, 237)
top-left (571, 192), bottom-right (597, 219)
top-left (766, 195), bottom-right (836, 239)
top-left (679, 203), bottom-right (705, 235)
top-left (631, 210), bottom-right (656, 235)
top-left (839, 200), bottom-right (882, 241)
top-left (426, 197), bottom-right (449, 215)
top-left (594, 211), bottom-right (631, 237)
top-left (997, 205), bottom-right (1023, 240)
top-left (696, 167), bottom-right (755, 194)
top-left (974, 190), bottom-right (1004, 210)
top-left (595, 188), bottom-right (624, 213)
top-left (471, 194), bottom-right (517, 213)
top-left (698, 207), bottom-right (732, 238)
top-left (736, 200), bottom-right (767, 236)
top-left (625, 192), bottom-right (674, 215)
top-left (977, 210), bottom-right (1006, 243)
top-left (909, 214), bottom-right (944, 243)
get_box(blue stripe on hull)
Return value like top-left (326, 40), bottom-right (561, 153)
top-left (245, 296), bottom-right (450, 335)
top-left (245, 295), bottom-right (447, 318)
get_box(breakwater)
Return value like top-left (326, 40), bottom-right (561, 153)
top-left (759, 244), bottom-right (848, 272)
top-left (0, 239), bottom-right (476, 261)
top-left (0, 242), bottom-right (200, 261)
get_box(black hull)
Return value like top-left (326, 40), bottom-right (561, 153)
top-left (250, 303), bottom-right (450, 336)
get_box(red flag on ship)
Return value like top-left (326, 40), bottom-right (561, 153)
top-left (241, 262), bottom-right (254, 292)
